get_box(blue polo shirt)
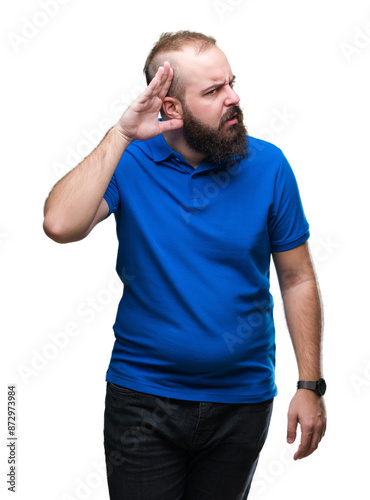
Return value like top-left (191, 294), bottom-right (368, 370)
top-left (103, 134), bottom-right (309, 403)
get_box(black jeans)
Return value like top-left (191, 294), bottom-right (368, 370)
top-left (104, 382), bottom-right (273, 500)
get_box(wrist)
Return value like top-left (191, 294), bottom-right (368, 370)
top-left (112, 124), bottom-right (133, 147)
top-left (297, 378), bottom-right (326, 396)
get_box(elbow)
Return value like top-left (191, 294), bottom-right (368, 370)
top-left (43, 216), bottom-right (70, 243)
top-left (43, 215), bottom-right (87, 244)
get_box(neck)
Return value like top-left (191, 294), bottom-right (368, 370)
top-left (163, 129), bottom-right (206, 169)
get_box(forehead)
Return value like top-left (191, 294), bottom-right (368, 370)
top-left (175, 45), bottom-right (233, 93)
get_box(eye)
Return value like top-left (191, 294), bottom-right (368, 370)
top-left (229, 78), bottom-right (236, 88)
top-left (206, 88), bottom-right (217, 95)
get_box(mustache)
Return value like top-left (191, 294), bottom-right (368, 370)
top-left (219, 106), bottom-right (243, 128)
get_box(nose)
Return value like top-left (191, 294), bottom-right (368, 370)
top-left (224, 85), bottom-right (240, 107)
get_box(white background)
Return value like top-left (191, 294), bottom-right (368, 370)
top-left (1, 0), bottom-right (369, 498)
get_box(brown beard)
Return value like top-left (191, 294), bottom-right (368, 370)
top-left (180, 103), bottom-right (248, 165)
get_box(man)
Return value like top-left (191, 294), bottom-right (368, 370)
top-left (43, 31), bottom-right (326, 500)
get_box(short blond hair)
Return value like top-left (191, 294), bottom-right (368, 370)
top-left (143, 31), bottom-right (217, 99)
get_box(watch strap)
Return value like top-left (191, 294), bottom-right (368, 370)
top-left (297, 378), bottom-right (326, 396)
top-left (297, 381), bottom-right (317, 391)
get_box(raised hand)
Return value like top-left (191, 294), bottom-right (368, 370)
top-left (115, 61), bottom-right (184, 143)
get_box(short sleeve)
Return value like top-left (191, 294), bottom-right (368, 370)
top-left (268, 154), bottom-right (310, 252)
top-left (103, 173), bottom-right (120, 218)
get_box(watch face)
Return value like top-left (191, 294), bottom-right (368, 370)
top-left (318, 378), bottom-right (326, 395)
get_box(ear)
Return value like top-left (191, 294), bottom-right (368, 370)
top-left (162, 97), bottom-right (183, 120)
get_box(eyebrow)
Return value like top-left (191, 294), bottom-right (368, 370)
top-left (202, 75), bottom-right (236, 93)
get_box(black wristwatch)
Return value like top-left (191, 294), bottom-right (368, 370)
top-left (297, 378), bottom-right (326, 396)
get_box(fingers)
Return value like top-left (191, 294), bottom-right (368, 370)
top-left (132, 62), bottom-right (173, 111)
top-left (294, 428), bottom-right (320, 460)
top-left (159, 118), bottom-right (184, 134)
top-left (293, 417), bottom-right (325, 460)
top-left (294, 426), bottom-right (313, 460)
top-left (157, 63), bottom-right (174, 100)
top-left (287, 411), bottom-right (297, 445)
top-left (147, 64), bottom-right (166, 90)
top-left (145, 61), bottom-right (173, 99)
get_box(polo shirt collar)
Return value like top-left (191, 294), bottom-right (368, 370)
top-left (147, 133), bottom-right (245, 173)
top-left (148, 134), bottom-right (175, 163)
